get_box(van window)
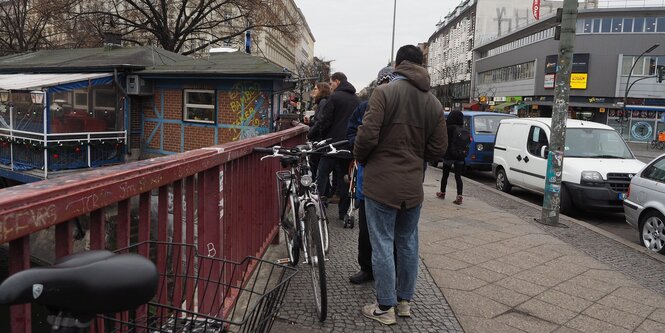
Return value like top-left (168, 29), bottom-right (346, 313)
top-left (473, 115), bottom-right (515, 135)
top-left (564, 128), bottom-right (633, 158)
top-left (527, 126), bottom-right (549, 157)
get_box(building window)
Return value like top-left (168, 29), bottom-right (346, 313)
top-left (645, 17), bottom-right (656, 32)
top-left (94, 89), bottom-right (115, 112)
top-left (658, 18), bottom-right (665, 32)
top-left (593, 18), bottom-right (601, 32)
top-left (623, 18), bottom-right (633, 32)
top-left (612, 18), bottom-right (623, 32)
top-left (184, 90), bottom-right (215, 123)
top-left (601, 18), bottom-right (612, 32)
top-left (634, 17), bottom-right (645, 32)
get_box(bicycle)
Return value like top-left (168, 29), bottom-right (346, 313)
top-left (0, 241), bottom-right (297, 333)
top-left (255, 139), bottom-right (349, 322)
top-left (650, 131), bottom-right (665, 150)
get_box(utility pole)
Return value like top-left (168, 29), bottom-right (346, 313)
top-left (539, 0), bottom-right (578, 226)
top-left (390, 0), bottom-right (397, 64)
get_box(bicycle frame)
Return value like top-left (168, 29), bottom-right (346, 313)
top-left (281, 153), bottom-right (326, 264)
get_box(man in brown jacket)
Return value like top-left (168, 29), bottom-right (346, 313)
top-left (354, 45), bottom-right (447, 325)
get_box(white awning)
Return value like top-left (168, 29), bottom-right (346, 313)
top-left (0, 73), bottom-right (113, 91)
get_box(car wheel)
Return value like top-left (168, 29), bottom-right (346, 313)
top-left (495, 168), bottom-right (511, 193)
top-left (640, 211), bottom-right (665, 254)
top-left (559, 184), bottom-right (575, 215)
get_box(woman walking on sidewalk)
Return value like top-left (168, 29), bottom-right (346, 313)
top-left (438, 109), bottom-right (465, 205)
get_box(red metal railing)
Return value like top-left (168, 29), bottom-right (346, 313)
top-left (0, 125), bottom-right (307, 333)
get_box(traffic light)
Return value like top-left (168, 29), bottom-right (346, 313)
top-left (658, 66), bottom-right (665, 83)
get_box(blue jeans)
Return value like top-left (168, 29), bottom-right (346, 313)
top-left (365, 197), bottom-right (421, 306)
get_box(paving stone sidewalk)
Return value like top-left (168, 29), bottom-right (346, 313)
top-left (421, 167), bottom-right (665, 333)
top-left (267, 165), bottom-right (665, 332)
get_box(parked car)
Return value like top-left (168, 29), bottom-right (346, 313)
top-left (493, 118), bottom-right (645, 214)
top-left (435, 111), bottom-right (516, 170)
top-left (623, 154), bottom-right (665, 254)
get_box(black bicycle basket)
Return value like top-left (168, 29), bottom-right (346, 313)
top-left (97, 241), bottom-right (297, 333)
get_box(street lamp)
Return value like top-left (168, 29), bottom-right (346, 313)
top-left (622, 43), bottom-right (659, 138)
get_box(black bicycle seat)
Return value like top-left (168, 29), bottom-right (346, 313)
top-left (0, 252), bottom-right (158, 315)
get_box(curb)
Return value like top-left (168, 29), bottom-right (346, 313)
top-left (459, 173), bottom-right (665, 265)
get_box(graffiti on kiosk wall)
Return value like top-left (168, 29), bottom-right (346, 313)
top-left (229, 82), bottom-right (270, 141)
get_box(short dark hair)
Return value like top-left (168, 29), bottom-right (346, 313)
top-left (395, 45), bottom-right (423, 66)
top-left (331, 72), bottom-right (347, 82)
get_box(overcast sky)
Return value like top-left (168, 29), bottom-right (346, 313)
top-left (294, 0), bottom-right (460, 90)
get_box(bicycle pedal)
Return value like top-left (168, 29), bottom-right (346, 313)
top-left (276, 258), bottom-right (291, 265)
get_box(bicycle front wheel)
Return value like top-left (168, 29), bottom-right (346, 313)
top-left (305, 205), bottom-right (327, 322)
top-left (283, 194), bottom-right (300, 266)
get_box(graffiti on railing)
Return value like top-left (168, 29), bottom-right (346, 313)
top-left (228, 82), bottom-right (270, 141)
top-left (0, 204), bottom-right (57, 240)
top-left (65, 191), bottom-right (113, 215)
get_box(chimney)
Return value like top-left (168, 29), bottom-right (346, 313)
top-left (103, 31), bottom-right (122, 50)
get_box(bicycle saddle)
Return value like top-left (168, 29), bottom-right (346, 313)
top-left (0, 251), bottom-right (158, 315)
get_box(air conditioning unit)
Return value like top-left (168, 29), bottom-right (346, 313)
top-left (126, 75), bottom-right (153, 95)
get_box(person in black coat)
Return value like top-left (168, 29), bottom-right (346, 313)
top-left (438, 109), bottom-right (465, 205)
top-left (309, 72), bottom-right (360, 220)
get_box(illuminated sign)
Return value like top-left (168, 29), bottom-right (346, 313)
top-left (571, 73), bottom-right (588, 89)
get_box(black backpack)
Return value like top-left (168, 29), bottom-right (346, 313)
top-left (449, 126), bottom-right (471, 160)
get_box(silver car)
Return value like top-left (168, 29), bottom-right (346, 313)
top-left (624, 154), bottom-right (665, 254)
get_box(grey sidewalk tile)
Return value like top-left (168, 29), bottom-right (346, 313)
top-left (516, 299), bottom-right (578, 325)
top-left (514, 270), bottom-right (567, 288)
top-left (459, 265), bottom-right (509, 283)
top-left (495, 312), bottom-right (560, 333)
top-left (474, 284), bottom-right (531, 307)
top-left (443, 288), bottom-right (511, 318)
top-left (597, 295), bottom-right (656, 318)
top-left (530, 263), bottom-right (587, 283)
top-left (580, 269), bottom-right (642, 288)
top-left (526, 243), bottom-right (583, 257)
top-left (610, 286), bottom-right (665, 309)
top-left (435, 238), bottom-right (476, 251)
top-left (636, 319), bottom-right (665, 333)
top-left (420, 242), bottom-right (459, 256)
top-left (477, 242), bottom-right (521, 258)
top-left (566, 275), bottom-right (622, 294)
top-left (478, 259), bottom-right (524, 276)
top-left (552, 326), bottom-right (584, 333)
top-left (547, 254), bottom-right (611, 270)
top-left (495, 276), bottom-right (549, 297)
top-left (648, 308), bottom-right (665, 324)
top-left (565, 315), bottom-right (631, 333)
top-left (497, 251), bottom-right (554, 270)
top-left (459, 229), bottom-right (517, 244)
top-left (534, 290), bottom-right (594, 313)
top-left (553, 280), bottom-right (612, 302)
top-left (446, 248), bottom-right (495, 265)
top-left (583, 303), bottom-right (646, 330)
top-left (456, 315), bottom-right (527, 333)
top-left (422, 254), bottom-right (473, 271)
top-left (429, 268), bottom-right (489, 291)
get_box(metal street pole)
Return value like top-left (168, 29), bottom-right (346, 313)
top-left (622, 44), bottom-right (659, 138)
top-left (390, 0), bottom-right (397, 64)
top-left (540, 0), bottom-right (578, 226)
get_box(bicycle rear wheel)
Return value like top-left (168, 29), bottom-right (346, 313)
top-left (319, 199), bottom-right (330, 253)
top-left (305, 205), bottom-right (327, 322)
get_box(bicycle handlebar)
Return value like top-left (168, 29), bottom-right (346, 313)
top-left (254, 139), bottom-right (350, 159)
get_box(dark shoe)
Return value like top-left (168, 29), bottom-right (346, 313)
top-left (453, 195), bottom-right (463, 205)
top-left (329, 195), bottom-right (340, 204)
top-left (349, 270), bottom-right (373, 284)
top-left (436, 192), bottom-right (445, 199)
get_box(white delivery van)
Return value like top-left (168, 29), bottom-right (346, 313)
top-left (493, 118), bottom-right (645, 213)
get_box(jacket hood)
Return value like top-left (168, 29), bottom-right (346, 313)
top-left (394, 61), bottom-right (431, 92)
top-left (447, 110), bottom-right (463, 125)
top-left (335, 80), bottom-right (357, 94)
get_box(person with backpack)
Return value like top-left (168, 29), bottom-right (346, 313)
top-left (437, 109), bottom-right (468, 205)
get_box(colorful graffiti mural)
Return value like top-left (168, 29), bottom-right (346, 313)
top-left (229, 82), bottom-right (271, 141)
